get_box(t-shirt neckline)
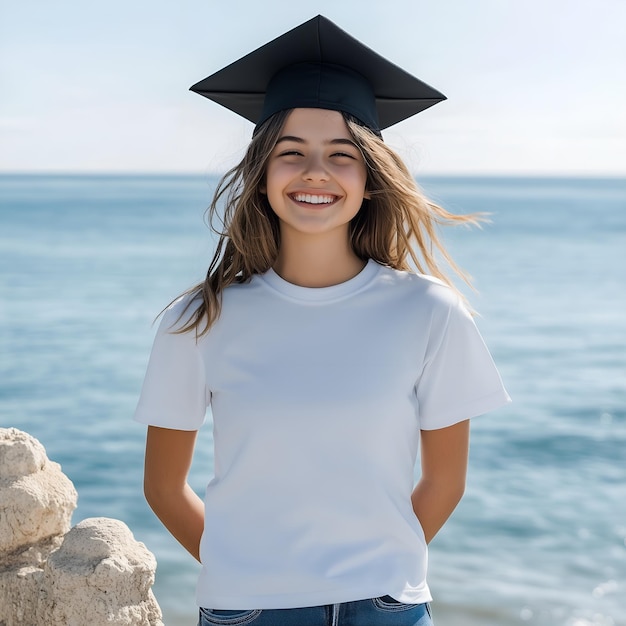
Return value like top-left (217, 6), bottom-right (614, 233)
top-left (259, 259), bottom-right (380, 302)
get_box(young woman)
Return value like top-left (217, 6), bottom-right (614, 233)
top-left (134, 16), bottom-right (510, 626)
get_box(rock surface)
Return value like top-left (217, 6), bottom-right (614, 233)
top-left (0, 428), bottom-right (163, 626)
top-left (36, 518), bottom-right (162, 625)
top-left (0, 428), bottom-right (77, 557)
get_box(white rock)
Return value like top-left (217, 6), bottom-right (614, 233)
top-left (36, 518), bottom-right (163, 625)
top-left (0, 428), bottom-right (47, 478)
top-left (0, 428), bottom-right (77, 556)
top-left (0, 429), bottom-right (163, 626)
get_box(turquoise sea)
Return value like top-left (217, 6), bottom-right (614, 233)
top-left (1, 174), bottom-right (625, 625)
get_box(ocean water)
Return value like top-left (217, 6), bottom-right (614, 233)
top-left (1, 174), bottom-right (625, 626)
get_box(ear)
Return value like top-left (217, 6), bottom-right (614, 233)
top-left (363, 190), bottom-right (371, 200)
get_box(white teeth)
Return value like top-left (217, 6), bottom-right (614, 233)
top-left (293, 193), bottom-right (335, 204)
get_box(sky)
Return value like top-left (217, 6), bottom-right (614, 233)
top-left (1, 0), bottom-right (625, 175)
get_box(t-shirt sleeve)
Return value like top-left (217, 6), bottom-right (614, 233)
top-left (415, 294), bottom-right (511, 430)
top-left (133, 300), bottom-right (209, 430)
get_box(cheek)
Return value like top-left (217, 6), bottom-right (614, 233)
top-left (265, 163), bottom-right (289, 194)
top-left (350, 168), bottom-right (369, 197)
top-left (348, 161), bottom-right (367, 186)
top-left (263, 170), bottom-right (285, 214)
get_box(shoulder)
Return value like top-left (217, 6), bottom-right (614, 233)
top-left (373, 263), bottom-right (462, 314)
top-left (158, 292), bottom-right (204, 334)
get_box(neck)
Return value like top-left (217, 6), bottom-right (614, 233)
top-left (273, 229), bottom-right (365, 288)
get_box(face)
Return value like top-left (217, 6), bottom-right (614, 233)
top-left (263, 108), bottom-right (369, 240)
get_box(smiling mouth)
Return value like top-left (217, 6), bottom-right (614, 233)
top-left (290, 193), bottom-right (339, 205)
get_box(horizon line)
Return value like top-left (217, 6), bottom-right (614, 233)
top-left (1, 170), bottom-right (625, 180)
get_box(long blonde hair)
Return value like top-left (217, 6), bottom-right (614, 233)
top-left (172, 109), bottom-right (482, 336)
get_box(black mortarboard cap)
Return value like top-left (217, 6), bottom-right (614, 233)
top-left (190, 15), bottom-right (446, 134)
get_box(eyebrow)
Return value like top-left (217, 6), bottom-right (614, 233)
top-left (275, 135), bottom-right (358, 148)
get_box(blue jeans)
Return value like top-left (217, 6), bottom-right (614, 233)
top-left (198, 596), bottom-right (433, 625)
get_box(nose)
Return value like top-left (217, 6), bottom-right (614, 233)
top-left (302, 153), bottom-right (329, 182)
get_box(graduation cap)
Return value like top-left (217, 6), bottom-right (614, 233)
top-left (190, 15), bottom-right (446, 134)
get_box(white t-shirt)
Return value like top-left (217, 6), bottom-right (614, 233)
top-left (134, 260), bottom-right (510, 609)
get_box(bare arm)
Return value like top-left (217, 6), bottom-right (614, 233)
top-left (411, 419), bottom-right (470, 544)
top-left (143, 426), bottom-right (205, 561)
